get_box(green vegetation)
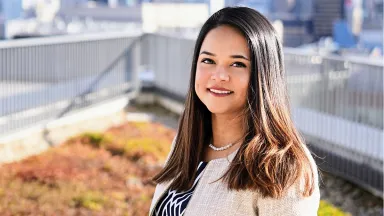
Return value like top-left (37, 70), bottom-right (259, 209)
top-left (0, 121), bottom-right (175, 215)
top-left (318, 200), bottom-right (351, 216)
top-left (0, 120), bottom-right (353, 215)
top-left (72, 191), bottom-right (108, 211)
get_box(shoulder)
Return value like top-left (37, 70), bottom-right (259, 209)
top-left (302, 144), bottom-right (318, 172)
top-left (254, 144), bottom-right (320, 215)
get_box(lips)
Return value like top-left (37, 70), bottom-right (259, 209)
top-left (208, 86), bottom-right (232, 91)
top-left (207, 87), bottom-right (233, 96)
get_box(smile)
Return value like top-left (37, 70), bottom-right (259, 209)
top-left (207, 88), bottom-right (233, 96)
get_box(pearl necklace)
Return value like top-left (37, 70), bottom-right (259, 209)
top-left (209, 142), bottom-right (234, 151)
top-left (209, 137), bottom-right (243, 151)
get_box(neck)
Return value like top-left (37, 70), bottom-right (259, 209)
top-left (211, 112), bottom-right (245, 148)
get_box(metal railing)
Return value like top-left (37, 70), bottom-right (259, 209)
top-left (0, 32), bottom-right (141, 135)
top-left (283, 50), bottom-right (383, 196)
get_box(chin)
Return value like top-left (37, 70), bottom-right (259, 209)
top-left (205, 104), bottom-right (230, 114)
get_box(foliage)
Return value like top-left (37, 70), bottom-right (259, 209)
top-left (318, 200), bottom-right (351, 216)
top-left (0, 121), bottom-right (175, 216)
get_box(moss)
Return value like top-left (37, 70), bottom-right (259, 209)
top-left (72, 191), bottom-right (108, 211)
top-left (20, 181), bottom-right (50, 201)
top-left (75, 125), bottom-right (173, 162)
top-left (101, 162), bottom-right (113, 172)
top-left (109, 191), bottom-right (126, 201)
top-left (0, 121), bottom-right (176, 215)
top-left (123, 138), bottom-right (170, 158)
top-left (131, 122), bottom-right (150, 131)
top-left (318, 200), bottom-right (351, 216)
top-left (80, 132), bottom-right (113, 148)
top-left (139, 194), bottom-right (150, 202)
top-left (1, 179), bottom-right (91, 213)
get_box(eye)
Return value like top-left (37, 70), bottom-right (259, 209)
top-left (201, 58), bottom-right (215, 64)
top-left (232, 62), bottom-right (247, 68)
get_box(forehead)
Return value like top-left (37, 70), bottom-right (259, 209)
top-left (200, 25), bottom-right (250, 57)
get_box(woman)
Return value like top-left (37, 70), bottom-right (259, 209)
top-left (149, 7), bottom-right (320, 216)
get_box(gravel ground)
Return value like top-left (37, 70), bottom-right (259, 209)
top-left (128, 102), bottom-right (383, 216)
top-left (319, 172), bottom-right (383, 216)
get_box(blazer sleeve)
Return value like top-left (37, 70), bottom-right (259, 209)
top-left (255, 146), bottom-right (321, 216)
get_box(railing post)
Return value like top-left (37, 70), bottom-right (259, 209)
top-left (131, 37), bottom-right (142, 98)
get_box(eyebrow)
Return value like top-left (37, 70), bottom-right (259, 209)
top-left (200, 51), bottom-right (250, 61)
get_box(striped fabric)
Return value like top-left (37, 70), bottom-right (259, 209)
top-left (154, 161), bottom-right (209, 216)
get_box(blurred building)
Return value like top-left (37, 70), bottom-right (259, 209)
top-left (1, 0), bottom-right (382, 51)
top-left (350, 0), bottom-right (383, 49)
top-left (313, 0), bottom-right (344, 39)
top-left (232, 0), bottom-right (382, 50)
top-left (60, 0), bottom-right (89, 8)
top-left (0, 0), bottom-right (23, 39)
top-left (0, 1), bottom-right (3, 39)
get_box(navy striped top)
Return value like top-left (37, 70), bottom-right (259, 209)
top-left (154, 161), bottom-right (209, 216)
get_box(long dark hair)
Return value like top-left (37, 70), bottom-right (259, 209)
top-left (152, 6), bottom-right (316, 198)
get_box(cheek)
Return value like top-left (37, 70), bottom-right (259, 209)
top-left (195, 71), bottom-right (200, 90)
top-left (237, 73), bottom-right (250, 93)
top-left (234, 74), bottom-right (251, 106)
top-left (195, 72), bottom-right (202, 94)
top-left (195, 68), bottom-right (209, 90)
top-left (239, 73), bottom-right (249, 84)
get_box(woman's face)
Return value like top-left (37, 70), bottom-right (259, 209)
top-left (195, 25), bottom-right (251, 115)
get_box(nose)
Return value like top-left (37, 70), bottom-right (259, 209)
top-left (211, 66), bottom-right (229, 81)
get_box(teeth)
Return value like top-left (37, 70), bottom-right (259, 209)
top-left (209, 89), bottom-right (232, 94)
